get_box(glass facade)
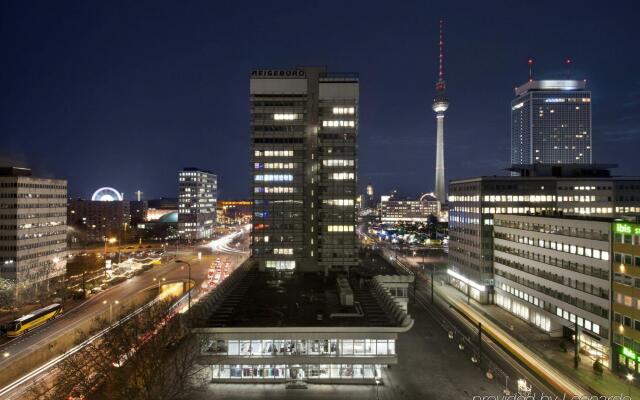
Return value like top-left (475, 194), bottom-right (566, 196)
top-left (202, 339), bottom-right (395, 357)
top-left (209, 364), bottom-right (381, 380)
top-left (511, 82), bottom-right (592, 166)
top-left (177, 168), bottom-right (217, 240)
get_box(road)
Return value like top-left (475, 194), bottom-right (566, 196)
top-left (381, 243), bottom-right (590, 397)
top-left (0, 228), bottom-right (249, 399)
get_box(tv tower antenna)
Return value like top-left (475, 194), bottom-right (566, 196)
top-left (432, 19), bottom-right (449, 207)
top-left (565, 57), bottom-right (573, 79)
top-left (528, 58), bottom-right (534, 82)
top-left (436, 19), bottom-right (446, 92)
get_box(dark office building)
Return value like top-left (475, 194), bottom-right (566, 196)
top-left (250, 67), bottom-right (359, 274)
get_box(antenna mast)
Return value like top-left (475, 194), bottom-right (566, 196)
top-left (436, 19), bottom-right (446, 92)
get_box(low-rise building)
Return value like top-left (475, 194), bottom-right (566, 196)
top-left (192, 262), bottom-right (413, 383)
top-left (380, 193), bottom-right (439, 224)
top-left (492, 214), bottom-right (612, 366)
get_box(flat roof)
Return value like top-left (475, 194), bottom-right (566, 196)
top-left (494, 213), bottom-right (615, 224)
top-left (450, 175), bottom-right (640, 185)
top-left (515, 79), bottom-right (587, 96)
top-left (199, 267), bottom-right (399, 329)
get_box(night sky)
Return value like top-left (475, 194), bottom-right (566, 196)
top-left (2, 1), bottom-right (639, 200)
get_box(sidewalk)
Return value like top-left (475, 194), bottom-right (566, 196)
top-left (398, 251), bottom-right (639, 397)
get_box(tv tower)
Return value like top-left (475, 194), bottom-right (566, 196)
top-left (432, 19), bottom-right (449, 206)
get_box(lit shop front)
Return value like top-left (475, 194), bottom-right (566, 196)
top-left (209, 364), bottom-right (381, 380)
top-left (195, 330), bottom-right (405, 383)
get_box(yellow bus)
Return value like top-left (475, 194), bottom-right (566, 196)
top-left (4, 303), bottom-right (63, 337)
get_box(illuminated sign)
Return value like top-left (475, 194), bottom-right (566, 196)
top-left (622, 346), bottom-right (637, 361)
top-left (251, 70), bottom-right (305, 78)
top-left (614, 222), bottom-right (640, 235)
top-left (511, 102), bottom-right (524, 110)
top-left (544, 98), bottom-right (565, 103)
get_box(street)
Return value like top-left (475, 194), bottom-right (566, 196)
top-left (0, 229), bottom-right (249, 399)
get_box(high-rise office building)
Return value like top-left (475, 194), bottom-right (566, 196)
top-left (448, 164), bottom-right (640, 303)
top-left (250, 67), bottom-right (359, 274)
top-left (511, 79), bottom-right (592, 166)
top-left (432, 20), bottom-right (448, 205)
top-left (0, 167), bottom-right (67, 300)
top-left (178, 168), bottom-right (217, 240)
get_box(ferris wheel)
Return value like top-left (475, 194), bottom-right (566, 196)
top-left (91, 187), bottom-right (123, 201)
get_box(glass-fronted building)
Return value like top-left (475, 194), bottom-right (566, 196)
top-left (511, 80), bottom-right (591, 166)
top-left (178, 168), bottom-right (217, 240)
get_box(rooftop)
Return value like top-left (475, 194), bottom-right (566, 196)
top-left (514, 79), bottom-right (587, 96)
top-left (0, 167), bottom-right (32, 177)
top-left (199, 267), bottom-right (400, 329)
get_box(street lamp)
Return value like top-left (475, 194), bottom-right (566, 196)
top-left (176, 259), bottom-right (192, 310)
top-left (375, 378), bottom-right (381, 400)
top-left (3, 351), bottom-right (9, 358)
top-left (627, 373), bottom-right (634, 395)
top-left (103, 299), bottom-right (119, 323)
top-left (153, 277), bottom-right (166, 293)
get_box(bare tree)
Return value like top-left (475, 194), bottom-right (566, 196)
top-left (29, 300), bottom-right (207, 400)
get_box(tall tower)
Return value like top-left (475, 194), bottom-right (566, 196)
top-left (432, 20), bottom-right (449, 206)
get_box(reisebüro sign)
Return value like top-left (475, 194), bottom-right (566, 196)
top-left (251, 70), bottom-right (305, 78)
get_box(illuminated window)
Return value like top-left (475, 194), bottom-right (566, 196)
top-left (322, 120), bottom-right (355, 128)
top-left (255, 187), bottom-right (294, 194)
top-left (258, 150), bottom-right (295, 157)
top-left (332, 107), bottom-right (355, 115)
top-left (273, 113), bottom-right (299, 120)
top-left (255, 174), bottom-right (293, 182)
top-left (322, 159), bottom-right (355, 167)
top-left (273, 248), bottom-right (293, 255)
top-left (327, 225), bottom-right (354, 232)
top-left (330, 172), bottom-right (355, 180)
top-left (265, 260), bottom-right (295, 270)
top-left (323, 199), bottom-right (355, 206)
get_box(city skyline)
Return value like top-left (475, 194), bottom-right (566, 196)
top-left (2, 1), bottom-right (640, 200)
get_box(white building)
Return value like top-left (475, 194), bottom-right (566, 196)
top-left (0, 167), bottom-right (67, 300)
top-left (178, 168), bottom-right (217, 240)
top-left (493, 214), bottom-right (612, 365)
